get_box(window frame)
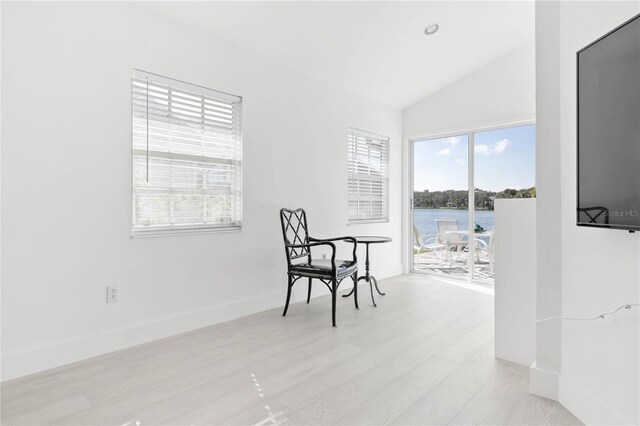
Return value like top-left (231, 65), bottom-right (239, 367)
top-left (347, 128), bottom-right (390, 224)
top-left (130, 69), bottom-right (243, 238)
top-left (408, 120), bottom-right (536, 282)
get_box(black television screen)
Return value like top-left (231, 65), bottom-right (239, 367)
top-left (577, 13), bottom-right (640, 231)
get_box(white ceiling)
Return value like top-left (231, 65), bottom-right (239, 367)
top-left (140, 1), bottom-right (535, 110)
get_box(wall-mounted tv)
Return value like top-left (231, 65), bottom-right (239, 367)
top-left (577, 13), bottom-right (640, 232)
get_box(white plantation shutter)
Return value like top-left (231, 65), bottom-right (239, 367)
top-left (347, 129), bottom-right (389, 222)
top-left (131, 70), bottom-right (242, 235)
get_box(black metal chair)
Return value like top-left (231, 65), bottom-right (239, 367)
top-left (578, 206), bottom-right (610, 224)
top-left (279, 208), bottom-right (358, 327)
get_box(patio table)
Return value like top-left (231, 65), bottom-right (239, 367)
top-left (444, 230), bottom-right (492, 238)
top-left (444, 230), bottom-right (492, 265)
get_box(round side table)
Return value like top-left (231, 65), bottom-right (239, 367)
top-left (343, 236), bottom-right (392, 307)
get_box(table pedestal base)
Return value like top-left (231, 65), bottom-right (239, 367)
top-left (343, 274), bottom-right (383, 307)
top-left (342, 238), bottom-right (388, 307)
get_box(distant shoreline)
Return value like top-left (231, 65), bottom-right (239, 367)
top-left (415, 207), bottom-right (493, 211)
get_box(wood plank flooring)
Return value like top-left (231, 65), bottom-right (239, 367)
top-left (1, 274), bottom-right (581, 425)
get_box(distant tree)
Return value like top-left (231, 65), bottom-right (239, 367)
top-left (414, 186), bottom-right (536, 209)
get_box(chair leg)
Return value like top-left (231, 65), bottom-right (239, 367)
top-left (306, 277), bottom-right (312, 304)
top-left (331, 279), bottom-right (337, 327)
top-left (283, 275), bottom-right (293, 317)
top-left (352, 273), bottom-right (359, 309)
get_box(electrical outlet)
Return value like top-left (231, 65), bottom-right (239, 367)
top-left (107, 285), bottom-right (119, 303)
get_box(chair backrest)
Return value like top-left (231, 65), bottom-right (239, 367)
top-left (413, 224), bottom-right (424, 247)
top-left (280, 208), bottom-right (311, 266)
top-left (436, 219), bottom-right (460, 243)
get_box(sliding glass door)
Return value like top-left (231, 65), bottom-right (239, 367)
top-left (411, 123), bottom-right (536, 284)
top-left (412, 134), bottom-right (471, 279)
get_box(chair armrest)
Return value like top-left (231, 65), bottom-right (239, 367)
top-left (286, 241), bottom-right (336, 252)
top-left (284, 241), bottom-right (337, 275)
top-left (309, 236), bottom-right (358, 262)
top-left (310, 236), bottom-right (355, 242)
top-left (423, 237), bottom-right (446, 249)
top-left (474, 238), bottom-right (489, 252)
top-left (286, 241), bottom-right (338, 274)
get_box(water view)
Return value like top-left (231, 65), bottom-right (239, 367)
top-left (414, 208), bottom-right (494, 241)
top-left (412, 124), bottom-right (537, 282)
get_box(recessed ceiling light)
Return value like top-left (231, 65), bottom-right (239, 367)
top-left (424, 23), bottom-right (440, 36)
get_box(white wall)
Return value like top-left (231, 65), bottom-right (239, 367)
top-left (402, 41), bottom-right (535, 140)
top-left (0, 2), bottom-right (403, 381)
top-left (531, 0), bottom-right (563, 401)
top-left (535, 2), bottom-right (640, 424)
top-left (494, 199), bottom-right (536, 367)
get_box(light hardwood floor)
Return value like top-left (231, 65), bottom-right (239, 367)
top-left (1, 274), bottom-right (581, 425)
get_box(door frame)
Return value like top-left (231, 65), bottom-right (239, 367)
top-left (408, 119), bottom-right (535, 283)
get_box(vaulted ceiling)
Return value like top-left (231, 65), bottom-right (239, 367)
top-left (141, 1), bottom-right (535, 109)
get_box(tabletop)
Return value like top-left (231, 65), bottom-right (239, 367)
top-left (444, 230), bottom-right (492, 237)
top-left (352, 236), bottom-right (392, 244)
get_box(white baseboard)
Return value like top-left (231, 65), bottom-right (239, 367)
top-left (1, 290), bottom-right (285, 382)
top-left (529, 362), bottom-right (635, 425)
top-left (529, 361), bottom-right (560, 400)
top-left (1, 269), bottom-right (404, 382)
top-left (559, 374), bottom-right (635, 425)
top-left (373, 264), bottom-right (404, 280)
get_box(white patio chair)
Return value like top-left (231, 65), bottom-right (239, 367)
top-left (436, 219), bottom-right (469, 267)
top-left (475, 228), bottom-right (495, 276)
top-left (413, 225), bottom-right (446, 264)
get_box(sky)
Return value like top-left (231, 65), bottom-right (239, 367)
top-left (413, 124), bottom-right (536, 192)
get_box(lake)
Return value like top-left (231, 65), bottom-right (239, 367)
top-left (414, 208), bottom-right (494, 240)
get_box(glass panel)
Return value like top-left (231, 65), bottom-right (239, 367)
top-left (413, 135), bottom-right (470, 279)
top-left (473, 124), bottom-right (536, 283)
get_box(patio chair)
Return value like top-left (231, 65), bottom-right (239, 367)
top-left (279, 208), bottom-right (358, 327)
top-left (413, 225), bottom-right (446, 264)
top-left (475, 228), bottom-right (495, 276)
top-left (436, 219), bottom-right (469, 267)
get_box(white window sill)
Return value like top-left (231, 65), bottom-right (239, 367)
top-left (131, 226), bottom-right (242, 238)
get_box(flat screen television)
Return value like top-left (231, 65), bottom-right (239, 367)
top-left (577, 13), bottom-right (640, 232)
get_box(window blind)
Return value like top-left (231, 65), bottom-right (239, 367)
top-left (131, 70), bottom-right (242, 235)
top-left (347, 129), bottom-right (389, 222)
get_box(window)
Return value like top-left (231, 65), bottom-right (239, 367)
top-left (347, 128), bottom-right (389, 222)
top-left (131, 70), bottom-right (242, 236)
